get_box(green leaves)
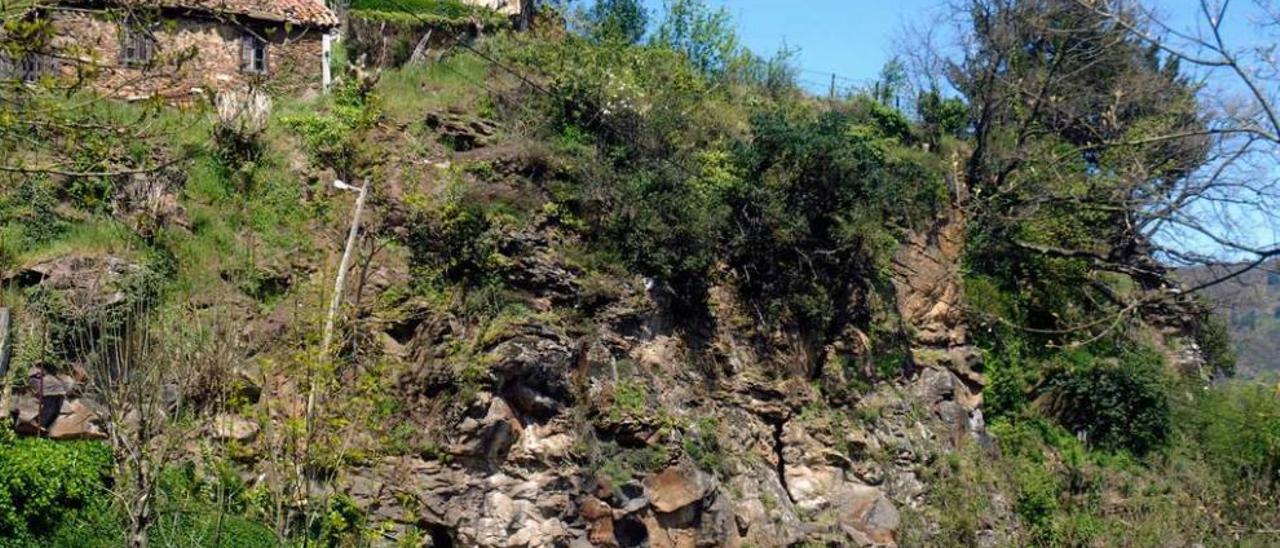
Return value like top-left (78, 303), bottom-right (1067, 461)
top-left (280, 77), bottom-right (381, 180)
top-left (587, 0), bottom-right (649, 45)
top-left (726, 103), bottom-right (943, 331)
top-left (1040, 348), bottom-right (1171, 456)
top-left (651, 0), bottom-right (743, 76)
top-left (0, 438), bottom-right (112, 543)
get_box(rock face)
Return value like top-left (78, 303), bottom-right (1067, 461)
top-left (309, 192), bottom-right (999, 547)
top-left (2, 179), bottom-right (1000, 546)
top-left (8, 253), bottom-right (149, 314)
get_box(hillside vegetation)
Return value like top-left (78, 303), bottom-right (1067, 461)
top-left (1, 0), bottom-right (1279, 546)
top-left (1179, 261), bottom-right (1280, 379)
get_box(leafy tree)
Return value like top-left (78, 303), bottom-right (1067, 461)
top-left (917, 88), bottom-right (967, 141)
top-left (874, 56), bottom-right (907, 108)
top-left (726, 100), bottom-right (944, 356)
top-left (954, 0), bottom-right (1207, 340)
top-left (586, 0), bottom-right (648, 44)
top-left (651, 0), bottom-right (742, 76)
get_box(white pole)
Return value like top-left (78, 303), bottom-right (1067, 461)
top-left (307, 181), bottom-right (368, 423)
top-left (322, 32), bottom-right (332, 92)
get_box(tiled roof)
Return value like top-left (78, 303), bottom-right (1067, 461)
top-left (175, 0), bottom-right (339, 27)
top-left (62, 0), bottom-right (340, 28)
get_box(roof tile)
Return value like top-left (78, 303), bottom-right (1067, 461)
top-left (76, 0), bottom-right (340, 28)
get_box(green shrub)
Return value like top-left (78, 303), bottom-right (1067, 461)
top-left (314, 494), bottom-right (365, 547)
top-left (1040, 348), bottom-right (1171, 456)
top-left (681, 417), bottom-right (724, 475)
top-left (726, 105), bottom-right (941, 332)
top-left (0, 178), bottom-right (65, 250)
top-left (280, 77), bottom-right (380, 179)
top-left (0, 439), bottom-right (112, 544)
top-left (1180, 382), bottom-right (1280, 490)
top-left (148, 511), bottom-right (277, 548)
top-left (404, 189), bottom-right (506, 289)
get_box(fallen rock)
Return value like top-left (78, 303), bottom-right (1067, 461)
top-left (211, 414), bottom-right (260, 442)
top-left (644, 463), bottom-right (712, 513)
top-left (48, 399), bottom-right (106, 440)
top-left (581, 496), bottom-right (618, 547)
top-left (425, 109), bottom-right (497, 151)
top-left (8, 254), bottom-right (148, 312)
top-left (12, 395), bottom-right (42, 435)
top-left (450, 395), bottom-right (523, 461)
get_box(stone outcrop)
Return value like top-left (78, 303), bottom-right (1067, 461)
top-left (303, 209), bottom-right (999, 546)
top-left (0, 155), bottom-right (1003, 546)
top-left (8, 253), bottom-right (149, 314)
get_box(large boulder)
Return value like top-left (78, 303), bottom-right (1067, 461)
top-left (47, 399), bottom-right (106, 441)
top-left (10, 254), bottom-right (149, 310)
top-left (210, 413), bottom-right (260, 443)
top-left (644, 463), bottom-right (712, 513)
top-left (449, 393), bottom-right (524, 462)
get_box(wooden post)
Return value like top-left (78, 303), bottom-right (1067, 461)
top-left (308, 181), bottom-right (369, 424)
top-left (0, 307), bottom-right (12, 429)
top-left (0, 307), bottom-right (10, 378)
top-left (829, 73), bottom-right (836, 100)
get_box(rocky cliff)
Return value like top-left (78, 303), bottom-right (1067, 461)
top-left (0, 157), bottom-right (999, 547)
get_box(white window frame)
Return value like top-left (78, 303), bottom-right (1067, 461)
top-left (241, 34), bottom-right (268, 75)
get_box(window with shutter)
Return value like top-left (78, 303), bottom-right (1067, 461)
top-left (241, 34), bottom-right (268, 75)
top-left (120, 25), bottom-right (154, 66)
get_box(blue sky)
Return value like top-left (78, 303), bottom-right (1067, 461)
top-left (635, 1), bottom-right (1258, 93)
top-left (641, 0), bottom-right (945, 90)
top-left (632, 1), bottom-right (1278, 260)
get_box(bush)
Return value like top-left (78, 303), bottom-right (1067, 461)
top-left (1181, 382), bottom-right (1280, 490)
top-left (1040, 348), bottom-right (1171, 456)
top-left (0, 438), bottom-right (112, 544)
top-left (281, 76), bottom-right (380, 180)
top-left (404, 188), bottom-right (507, 289)
top-left (726, 105), bottom-right (942, 331)
top-left (494, 33), bottom-right (731, 305)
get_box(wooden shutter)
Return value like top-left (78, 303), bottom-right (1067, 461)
top-left (121, 28), bottom-right (135, 64)
top-left (241, 34), bottom-right (253, 72)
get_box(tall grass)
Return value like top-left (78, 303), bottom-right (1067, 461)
top-left (376, 52), bottom-right (491, 122)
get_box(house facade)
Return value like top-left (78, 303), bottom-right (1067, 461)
top-left (39, 0), bottom-right (339, 99)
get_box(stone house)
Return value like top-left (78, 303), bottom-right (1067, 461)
top-left (29, 0), bottom-right (339, 99)
top-left (465, 0), bottom-right (533, 26)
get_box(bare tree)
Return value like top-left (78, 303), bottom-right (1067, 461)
top-left (1075, 0), bottom-right (1280, 287)
top-left (75, 299), bottom-right (238, 548)
top-left (911, 0), bottom-right (1279, 355)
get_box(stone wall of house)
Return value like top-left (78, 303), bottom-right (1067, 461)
top-left (49, 9), bottom-right (326, 99)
